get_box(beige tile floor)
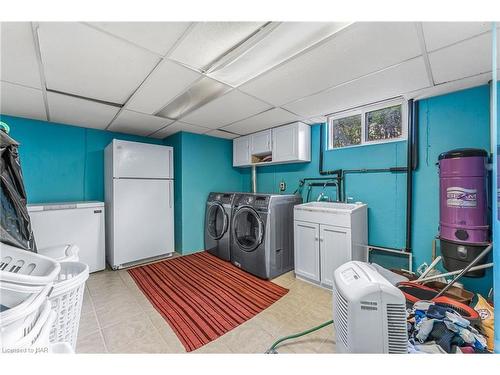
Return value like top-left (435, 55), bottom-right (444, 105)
top-left (76, 256), bottom-right (336, 354)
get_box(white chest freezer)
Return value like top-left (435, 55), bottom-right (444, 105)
top-left (27, 201), bottom-right (106, 273)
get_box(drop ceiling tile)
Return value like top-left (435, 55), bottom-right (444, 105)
top-left (0, 81), bottom-right (47, 121)
top-left (222, 107), bottom-right (300, 135)
top-left (209, 22), bottom-right (351, 86)
top-left (428, 33), bottom-right (492, 84)
top-left (169, 22), bottom-right (266, 70)
top-left (38, 22), bottom-right (159, 104)
top-left (150, 121), bottom-right (209, 139)
top-left (422, 22), bottom-right (491, 52)
top-left (108, 109), bottom-right (173, 136)
top-left (205, 129), bottom-right (240, 139)
top-left (47, 91), bottom-right (119, 129)
top-left (0, 22), bottom-right (41, 89)
top-left (283, 57), bottom-right (430, 118)
top-left (180, 90), bottom-right (271, 129)
top-left (89, 22), bottom-right (191, 55)
top-left (126, 59), bottom-right (201, 114)
top-left (406, 71), bottom-right (491, 100)
top-left (239, 22), bottom-right (421, 106)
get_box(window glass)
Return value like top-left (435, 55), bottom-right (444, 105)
top-left (365, 104), bottom-right (402, 142)
top-left (331, 114), bottom-right (362, 148)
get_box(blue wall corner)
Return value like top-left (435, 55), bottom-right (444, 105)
top-left (163, 131), bottom-right (243, 255)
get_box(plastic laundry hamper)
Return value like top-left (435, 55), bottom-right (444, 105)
top-left (0, 282), bottom-right (53, 349)
top-left (48, 261), bottom-right (89, 349)
top-left (0, 243), bottom-right (60, 289)
top-left (9, 301), bottom-right (55, 351)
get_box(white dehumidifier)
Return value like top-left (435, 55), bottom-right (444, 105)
top-left (332, 261), bottom-right (408, 353)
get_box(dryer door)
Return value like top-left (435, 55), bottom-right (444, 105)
top-left (232, 206), bottom-right (264, 252)
top-left (207, 202), bottom-right (229, 240)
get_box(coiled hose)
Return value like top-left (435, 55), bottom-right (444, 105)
top-left (264, 320), bottom-right (333, 354)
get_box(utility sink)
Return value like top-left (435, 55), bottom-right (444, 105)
top-left (294, 201), bottom-right (367, 228)
top-left (295, 201), bottom-right (365, 213)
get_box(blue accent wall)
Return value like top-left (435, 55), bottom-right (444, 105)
top-left (164, 131), bottom-right (243, 254)
top-left (0, 114), bottom-right (163, 203)
top-left (241, 85), bottom-right (492, 295)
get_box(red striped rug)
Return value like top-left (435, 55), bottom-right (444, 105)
top-left (128, 251), bottom-right (288, 352)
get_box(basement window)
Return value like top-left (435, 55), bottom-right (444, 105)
top-left (328, 99), bottom-right (407, 149)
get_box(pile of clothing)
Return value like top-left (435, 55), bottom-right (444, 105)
top-left (407, 301), bottom-right (488, 354)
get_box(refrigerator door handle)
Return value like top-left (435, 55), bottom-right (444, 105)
top-left (169, 180), bottom-right (172, 208)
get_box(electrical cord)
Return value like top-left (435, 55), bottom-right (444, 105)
top-left (264, 320), bottom-right (333, 354)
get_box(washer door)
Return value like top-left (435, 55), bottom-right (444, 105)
top-left (207, 202), bottom-right (229, 240)
top-left (232, 206), bottom-right (264, 252)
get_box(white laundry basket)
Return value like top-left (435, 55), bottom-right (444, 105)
top-left (0, 243), bottom-right (60, 288)
top-left (48, 261), bottom-right (89, 349)
top-left (0, 283), bottom-right (53, 349)
top-left (37, 244), bottom-right (80, 263)
top-left (50, 341), bottom-right (75, 354)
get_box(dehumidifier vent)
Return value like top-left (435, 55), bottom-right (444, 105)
top-left (334, 289), bottom-right (349, 349)
top-left (386, 303), bottom-right (408, 354)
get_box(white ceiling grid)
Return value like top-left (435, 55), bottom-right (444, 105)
top-left (0, 21), bottom-right (496, 139)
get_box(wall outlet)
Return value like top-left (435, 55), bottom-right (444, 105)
top-left (279, 181), bottom-right (286, 192)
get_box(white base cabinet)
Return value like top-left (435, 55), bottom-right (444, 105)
top-left (293, 202), bottom-right (368, 289)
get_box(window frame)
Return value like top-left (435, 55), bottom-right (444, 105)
top-left (327, 98), bottom-right (408, 150)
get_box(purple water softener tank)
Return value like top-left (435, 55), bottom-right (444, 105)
top-left (438, 148), bottom-right (489, 277)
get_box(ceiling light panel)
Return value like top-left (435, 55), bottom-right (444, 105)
top-left (239, 22), bottom-right (421, 106)
top-left (108, 109), bottom-right (173, 136)
top-left (88, 22), bottom-right (191, 55)
top-left (205, 129), bottom-right (240, 139)
top-left (180, 90), bottom-right (271, 128)
top-left (209, 22), bottom-right (351, 86)
top-left (126, 59), bottom-right (201, 114)
top-left (0, 81), bottom-right (47, 121)
top-left (222, 107), bottom-right (300, 135)
top-left (149, 121), bottom-right (209, 139)
top-left (47, 91), bottom-right (119, 129)
top-left (422, 22), bottom-right (491, 52)
top-left (428, 33), bottom-right (492, 84)
top-left (37, 22), bottom-right (159, 104)
top-left (0, 22), bottom-right (42, 89)
top-left (283, 57), bottom-right (430, 118)
top-left (156, 77), bottom-right (230, 120)
top-left (168, 22), bottom-right (266, 71)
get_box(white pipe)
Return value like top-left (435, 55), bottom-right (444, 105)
top-left (251, 165), bottom-right (257, 193)
top-left (413, 263), bottom-right (494, 283)
top-left (417, 256), bottom-right (442, 280)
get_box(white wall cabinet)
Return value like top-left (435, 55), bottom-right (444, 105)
top-left (293, 202), bottom-right (368, 289)
top-left (232, 122), bottom-right (310, 167)
top-left (233, 135), bottom-right (251, 167)
top-left (250, 129), bottom-right (272, 156)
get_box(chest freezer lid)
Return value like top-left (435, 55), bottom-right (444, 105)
top-left (27, 201), bottom-right (104, 212)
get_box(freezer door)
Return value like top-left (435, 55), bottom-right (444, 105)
top-left (113, 140), bottom-right (173, 179)
top-left (28, 205), bottom-right (106, 273)
top-left (112, 179), bottom-right (174, 266)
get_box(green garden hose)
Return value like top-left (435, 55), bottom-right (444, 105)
top-left (265, 320), bottom-right (334, 354)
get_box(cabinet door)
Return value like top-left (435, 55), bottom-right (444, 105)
top-left (320, 225), bottom-right (351, 287)
top-left (250, 130), bottom-right (271, 156)
top-left (233, 136), bottom-right (250, 166)
top-left (272, 123), bottom-right (298, 162)
top-left (294, 221), bottom-right (320, 282)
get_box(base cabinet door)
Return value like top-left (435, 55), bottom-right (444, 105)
top-left (294, 221), bottom-right (320, 282)
top-left (320, 225), bottom-right (351, 287)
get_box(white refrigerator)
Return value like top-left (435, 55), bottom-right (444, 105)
top-left (105, 139), bottom-right (174, 269)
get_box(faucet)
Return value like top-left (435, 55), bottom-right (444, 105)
top-left (317, 179), bottom-right (339, 202)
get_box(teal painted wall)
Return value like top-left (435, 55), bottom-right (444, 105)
top-left (164, 131), bottom-right (243, 254)
top-left (0, 114), bottom-right (163, 203)
top-left (241, 85), bottom-right (492, 295)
